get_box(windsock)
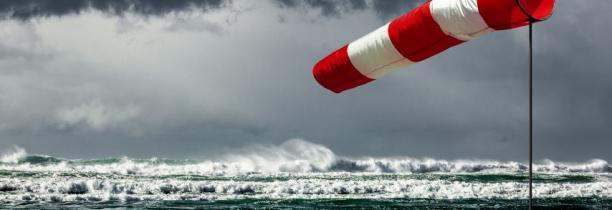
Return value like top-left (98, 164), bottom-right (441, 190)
top-left (313, 0), bottom-right (554, 93)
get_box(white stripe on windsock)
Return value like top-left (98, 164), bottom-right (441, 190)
top-left (429, 0), bottom-right (494, 41)
top-left (347, 23), bottom-right (414, 79)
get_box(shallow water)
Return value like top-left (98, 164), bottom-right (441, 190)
top-left (1, 140), bottom-right (611, 209)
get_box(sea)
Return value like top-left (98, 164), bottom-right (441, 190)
top-left (1, 139), bottom-right (611, 209)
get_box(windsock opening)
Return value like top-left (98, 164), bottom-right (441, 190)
top-left (517, 0), bottom-right (555, 21)
top-left (478, 0), bottom-right (555, 30)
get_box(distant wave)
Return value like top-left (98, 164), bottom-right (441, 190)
top-left (1, 139), bottom-right (611, 176)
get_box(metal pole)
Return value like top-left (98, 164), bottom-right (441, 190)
top-left (528, 18), bottom-right (534, 210)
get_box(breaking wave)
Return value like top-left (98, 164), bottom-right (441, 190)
top-left (0, 146), bottom-right (27, 164)
top-left (1, 139), bottom-right (611, 208)
top-left (1, 139), bottom-right (610, 175)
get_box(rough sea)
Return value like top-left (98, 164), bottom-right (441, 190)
top-left (1, 139), bottom-right (611, 209)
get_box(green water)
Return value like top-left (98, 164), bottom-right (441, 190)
top-left (5, 198), bottom-right (612, 209)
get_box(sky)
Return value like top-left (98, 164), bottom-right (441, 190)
top-left (0, 0), bottom-right (610, 161)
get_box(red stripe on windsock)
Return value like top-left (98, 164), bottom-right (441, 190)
top-left (388, 2), bottom-right (463, 62)
top-left (312, 45), bottom-right (374, 93)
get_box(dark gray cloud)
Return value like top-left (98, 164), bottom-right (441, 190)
top-left (0, 0), bottom-right (230, 20)
top-left (273, 0), bottom-right (423, 20)
top-left (274, 0), bottom-right (367, 17)
top-left (369, 0), bottom-right (424, 19)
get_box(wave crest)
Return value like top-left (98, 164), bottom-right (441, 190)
top-left (0, 146), bottom-right (27, 164)
top-left (223, 139), bottom-right (336, 173)
top-left (0, 140), bottom-right (610, 175)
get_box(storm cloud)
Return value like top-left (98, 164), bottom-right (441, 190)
top-left (0, 0), bottom-right (610, 162)
top-left (273, 0), bottom-right (423, 19)
top-left (0, 0), bottom-right (230, 20)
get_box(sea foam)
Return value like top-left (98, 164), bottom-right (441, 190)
top-left (1, 140), bottom-right (611, 206)
top-left (1, 176), bottom-right (611, 202)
